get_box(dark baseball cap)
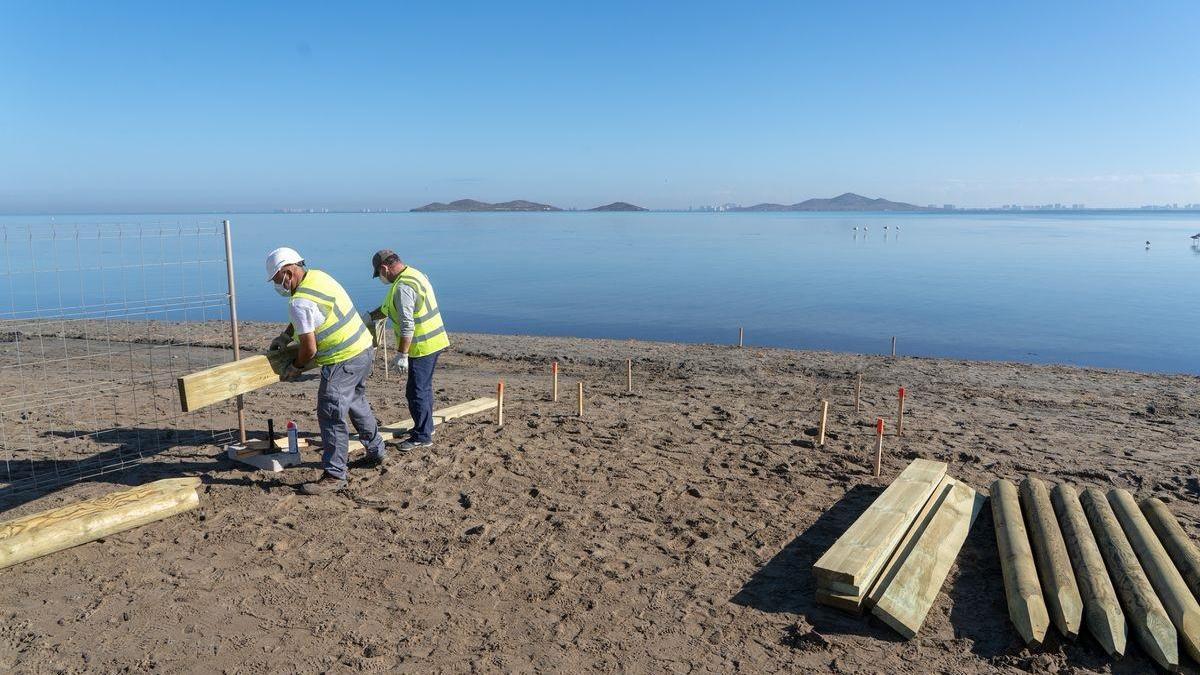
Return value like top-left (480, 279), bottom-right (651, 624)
top-left (371, 249), bottom-right (399, 277)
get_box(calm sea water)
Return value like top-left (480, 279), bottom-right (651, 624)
top-left (2, 211), bottom-right (1197, 374)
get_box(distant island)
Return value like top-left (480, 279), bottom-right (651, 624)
top-left (588, 201), bottom-right (647, 212)
top-left (412, 199), bottom-right (561, 212)
top-left (733, 192), bottom-right (923, 212)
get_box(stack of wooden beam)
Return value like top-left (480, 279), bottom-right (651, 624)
top-left (813, 459), bottom-right (988, 638)
top-left (992, 477), bottom-right (1200, 671)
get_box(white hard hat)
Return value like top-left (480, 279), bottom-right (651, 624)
top-left (265, 247), bottom-right (304, 281)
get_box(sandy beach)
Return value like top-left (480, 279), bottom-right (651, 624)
top-left (2, 322), bottom-right (1198, 673)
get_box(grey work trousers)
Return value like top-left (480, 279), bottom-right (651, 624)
top-left (317, 347), bottom-right (384, 479)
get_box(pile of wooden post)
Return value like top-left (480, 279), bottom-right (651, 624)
top-left (992, 477), bottom-right (1200, 671)
top-left (813, 458), bottom-right (988, 638)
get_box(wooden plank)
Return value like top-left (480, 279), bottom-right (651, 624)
top-left (1020, 477), bottom-right (1083, 639)
top-left (237, 397), bottom-right (498, 459)
top-left (813, 458), bottom-right (948, 593)
top-left (815, 587), bottom-right (865, 615)
top-left (1051, 483), bottom-right (1126, 656)
top-left (1141, 497), bottom-right (1200, 602)
top-left (1081, 487), bottom-right (1177, 671)
top-left (990, 479), bottom-right (1050, 646)
top-left (864, 476), bottom-right (955, 607)
top-left (0, 477), bottom-right (202, 569)
top-left (1108, 488), bottom-right (1200, 663)
top-left (177, 346), bottom-right (313, 412)
top-left (871, 477), bottom-right (986, 639)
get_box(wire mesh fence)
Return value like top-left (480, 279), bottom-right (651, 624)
top-left (0, 222), bottom-right (240, 503)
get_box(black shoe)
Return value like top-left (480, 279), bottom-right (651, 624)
top-left (300, 473), bottom-right (348, 495)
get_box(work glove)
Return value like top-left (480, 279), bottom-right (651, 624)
top-left (391, 354), bottom-right (409, 373)
top-left (269, 330), bottom-right (292, 351)
top-left (281, 363), bottom-right (304, 382)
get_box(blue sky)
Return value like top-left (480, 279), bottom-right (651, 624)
top-left (1, 1), bottom-right (1197, 212)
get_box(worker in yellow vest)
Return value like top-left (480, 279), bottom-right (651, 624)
top-left (368, 249), bottom-right (450, 451)
top-left (265, 247), bottom-right (386, 495)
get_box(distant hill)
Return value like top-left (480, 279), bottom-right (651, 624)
top-left (588, 201), bottom-right (648, 212)
top-left (735, 193), bottom-right (923, 212)
top-left (412, 199), bottom-right (561, 212)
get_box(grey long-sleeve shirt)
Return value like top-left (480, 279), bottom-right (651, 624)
top-left (392, 282), bottom-right (417, 338)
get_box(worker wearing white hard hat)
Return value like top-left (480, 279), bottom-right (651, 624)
top-left (265, 246), bottom-right (386, 495)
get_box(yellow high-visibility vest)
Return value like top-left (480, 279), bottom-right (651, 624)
top-left (381, 265), bottom-right (450, 358)
top-left (290, 269), bottom-right (373, 366)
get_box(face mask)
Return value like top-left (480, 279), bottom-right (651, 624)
top-left (273, 281), bottom-right (290, 297)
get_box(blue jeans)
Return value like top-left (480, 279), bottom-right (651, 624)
top-left (406, 351), bottom-right (440, 443)
top-left (317, 348), bottom-right (384, 479)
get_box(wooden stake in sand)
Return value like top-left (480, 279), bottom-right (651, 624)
top-left (896, 387), bottom-right (906, 437)
top-left (577, 381), bottom-right (585, 416)
top-left (552, 361), bottom-right (559, 402)
top-left (854, 373), bottom-right (862, 414)
top-left (626, 358), bottom-right (633, 394)
top-left (873, 418), bottom-right (884, 477)
top-left (738, 326), bottom-right (744, 348)
top-left (817, 400), bottom-right (829, 447)
top-left (0, 478), bottom-right (202, 570)
top-left (496, 380), bottom-right (505, 427)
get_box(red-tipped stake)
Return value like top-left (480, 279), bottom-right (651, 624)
top-left (897, 387), bottom-right (906, 437)
top-left (497, 380), bottom-right (505, 427)
top-left (874, 418), bottom-right (885, 476)
top-left (552, 361), bottom-right (559, 402)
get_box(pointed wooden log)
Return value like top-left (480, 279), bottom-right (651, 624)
top-left (1051, 483), bottom-right (1126, 656)
top-left (871, 477), bottom-right (987, 638)
top-left (0, 478), bottom-right (202, 569)
top-left (1141, 497), bottom-right (1200, 602)
top-left (1081, 487), bottom-right (1177, 671)
top-left (1109, 488), bottom-right (1200, 664)
top-left (1020, 477), bottom-right (1083, 639)
top-left (814, 459), bottom-right (948, 594)
top-left (991, 479), bottom-right (1050, 646)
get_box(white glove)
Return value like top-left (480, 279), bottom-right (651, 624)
top-left (269, 331), bottom-right (292, 351)
top-left (391, 354), bottom-right (409, 372)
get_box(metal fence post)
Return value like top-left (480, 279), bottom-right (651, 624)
top-left (223, 219), bottom-right (247, 445)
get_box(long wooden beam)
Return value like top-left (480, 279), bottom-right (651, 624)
top-left (177, 346), bottom-right (315, 412)
top-left (1081, 487), bottom-right (1176, 671)
top-left (1108, 488), bottom-right (1200, 663)
top-left (871, 477), bottom-right (986, 639)
top-left (0, 477), bottom-right (202, 569)
top-left (1141, 497), bottom-right (1200, 602)
top-left (1051, 483), bottom-right (1126, 656)
top-left (991, 478), bottom-right (1049, 646)
top-left (1020, 477), bottom-right (1083, 639)
top-left (814, 458), bottom-right (947, 595)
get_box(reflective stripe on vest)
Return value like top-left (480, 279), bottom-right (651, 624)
top-left (380, 265), bottom-right (450, 358)
top-left (291, 268), bottom-right (373, 365)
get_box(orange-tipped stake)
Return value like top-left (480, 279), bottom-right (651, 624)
top-left (552, 361), bottom-right (559, 402)
top-left (897, 387), bottom-right (906, 437)
top-left (626, 358), bottom-right (633, 393)
top-left (874, 418), bottom-right (885, 476)
top-left (818, 400), bottom-right (829, 447)
top-left (577, 381), bottom-right (585, 417)
top-left (497, 380), bottom-right (505, 427)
